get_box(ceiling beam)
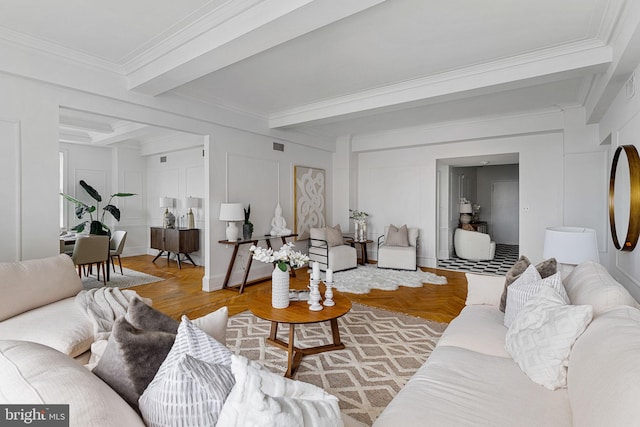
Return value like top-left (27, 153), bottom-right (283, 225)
top-left (91, 122), bottom-right (150, 145)
top-left (269, 41), bottom-right (612, 129)
top-left (126, 0), bottom-right (386, 96)
top-left (59, 114), bottom-right (114, 134)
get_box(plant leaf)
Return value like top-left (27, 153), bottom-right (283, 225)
top-left (277, 261), bottom-right (288, 272)
top-left (60, 193), bottom-right (88, 207)
top-left (103, 205), bottom-right (121, 221)
top-left (111, 193), bottom-right (136, 197)
top-left (79, 180), bottom-right (102, 202)
top-left (71, 222), bottom-right (87, 233)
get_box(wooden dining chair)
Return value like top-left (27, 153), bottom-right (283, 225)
top-left (71, 235), bottom-right (110, 286)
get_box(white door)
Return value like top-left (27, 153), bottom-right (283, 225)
top-left (491, 181), bottom-right (519, 245)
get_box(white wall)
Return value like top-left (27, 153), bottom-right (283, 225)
top-left (355, 132), bottom-right (563, 267)
top-left (599, 61), bottom-right (640, 301)
top-left (206, 127), bottom-right (333, 291)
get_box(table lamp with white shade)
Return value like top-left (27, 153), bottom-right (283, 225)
top-left (185, 196), bottom-right (199, 229)
top-left (219, 203), bottom-right (244, 241)
top-left (542, 227), bottom-right (599, 276)
top-left (459, 202), bottom-right (473, 224)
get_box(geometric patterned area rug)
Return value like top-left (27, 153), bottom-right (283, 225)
top-left (331, 264), bottom-right (448, 294)
top-left (81, 267), bottom-right (163, 290)
top-left (226, 303), bottom-right (448, 425)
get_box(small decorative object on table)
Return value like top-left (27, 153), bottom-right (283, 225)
top-left (270, 202), bottom-right (292, 236)
top-left (250, 242), bottom-right (309, 309)
top-left (243, 204), bottom-right (254, 240)
top-left (349, 209), bottom-right (369, 242)
top-left (308, 261), bottom-right (323, 311)
top-left (323, 268), bottom-right (335, 306)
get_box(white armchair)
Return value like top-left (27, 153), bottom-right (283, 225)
top-left (308, 226), bottom-right (357, 273)
top-left (377, 225), bottom-right (419, 271)
top-left (454, 228), bottom-right (496, 261)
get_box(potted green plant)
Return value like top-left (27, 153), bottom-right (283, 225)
top-left (61, 180), bottom-right (136, 235)
top-left (243, 204), bottom-right (254, 240)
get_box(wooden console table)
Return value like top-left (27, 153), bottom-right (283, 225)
top-left (151, 227), bottom-right (199, 268)
top-left (218, 234), bottom-right (297, 293)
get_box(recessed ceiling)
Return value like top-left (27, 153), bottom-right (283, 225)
top-left (0, 0), bottom-right (628, 142)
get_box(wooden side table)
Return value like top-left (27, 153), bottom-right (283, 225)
top-left (150, 227), bottom-right (199, 268)
top-left (345, 239), bottom-right (373, 265)
top-left (248, 289), bottom-right (351, 378)
top-left (218, 233), bottom-right (298, 293)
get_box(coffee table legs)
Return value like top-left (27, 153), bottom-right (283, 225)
top-left (266, 319), bottom-right (345, 378)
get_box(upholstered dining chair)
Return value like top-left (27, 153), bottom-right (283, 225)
top-left (109, 230), bottom-right (127, 275)
top-left (377, 225), bottom-right (419, 270)
top-left (71, 235), bottom-right (110, 286)
top-left (308, 225), bottom-right (358, 273)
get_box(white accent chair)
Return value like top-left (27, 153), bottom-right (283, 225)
top-left (454, 228), bottom-right (496, 261)
top-left (377, 226), bottom-right (419, 270)
top-left (308, 226), bottom-right (358, 273)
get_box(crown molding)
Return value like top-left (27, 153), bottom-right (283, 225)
top-left (269, 39), bottom-right (612, 129)
top-left (121, 0), bottom-right (266, 73)
top-left (0, 26), bottom-right (121, 74)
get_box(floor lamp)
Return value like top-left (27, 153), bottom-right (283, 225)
top-left (542, 227), bottom-right (599, 277)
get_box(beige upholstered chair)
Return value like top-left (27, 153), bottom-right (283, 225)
top-left (109, 230), bottom-right (127, 275)
top-left (308, 226), bottom-right (357, 273)
top-left (71, 235), bottom-right (109, 286)
top-left (454, 228), bottom-right (496, 261)
top-left (377, 225), bottom-right (419, 270)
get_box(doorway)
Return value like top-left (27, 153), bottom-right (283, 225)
top-left (436, 154), bottom-right (520, 275)
top-left (491, 181), bottom-right (519, 245)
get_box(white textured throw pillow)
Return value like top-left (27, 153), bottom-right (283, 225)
top-left (505, 286), bottom-right (593, 390)
top-left (465, 273), bottom-right (507, 307)
top-left (217, 354), bottom-right (343, 427)
top-left (139, 316), bottom-right (234, 427)
top-left (504, 266), bottom-right (568, 327)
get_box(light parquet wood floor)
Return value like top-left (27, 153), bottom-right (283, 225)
top-left (124, 255), bottom-right (467, 324)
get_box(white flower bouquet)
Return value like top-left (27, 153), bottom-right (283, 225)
top-left (349, 209), bottom-right (369, 222)
top-left (250, 242), bottom-right (310, 272)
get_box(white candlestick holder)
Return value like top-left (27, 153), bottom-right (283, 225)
top-left (308, 279), bottom-right (323, 311)
top-left (323, 281), bottom-right (335, 306)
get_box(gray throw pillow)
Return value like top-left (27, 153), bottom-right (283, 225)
top-left (93, 317), bottom-right (176, 411)
top-left (325, 225), bottom-right (344, 247)
top-left (499, 256), bottom-right (557, 312)
top-left (126, 297), bottom-right (179, 334)
top-left (385, 224), bottom-right (410, 247)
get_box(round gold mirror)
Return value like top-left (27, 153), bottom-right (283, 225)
top-left (609, 145), bottom-right (640, 251)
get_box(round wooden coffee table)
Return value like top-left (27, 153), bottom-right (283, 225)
top-left (248, 289), bottom-right (352, 378)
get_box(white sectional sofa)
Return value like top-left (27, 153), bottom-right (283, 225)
top-left (374, 261), bottom-right (640, 426)
top-left (0, 254), bottom-right (94, 362)
top-left (0, 255), bottom-right (365, 427)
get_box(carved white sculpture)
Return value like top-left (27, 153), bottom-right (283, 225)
top-left (270, 203), bottom-right (291, 236)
